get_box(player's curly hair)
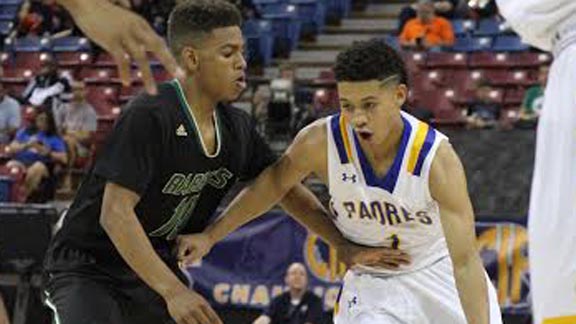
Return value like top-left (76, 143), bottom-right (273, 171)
top-left (334, 38), bottom-right (408, 86)
top-left (168, 0), bottom-right (242, 55)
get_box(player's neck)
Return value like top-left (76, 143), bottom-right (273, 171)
top-left (289, 288), bottom-right (305, 301)
top-left (180, 77), bottom-right (218, 123)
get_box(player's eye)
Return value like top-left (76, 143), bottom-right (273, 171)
top-left (363, 102), bottom-right (377, 110)
top-left (341, 104), bottom-right (353, 112)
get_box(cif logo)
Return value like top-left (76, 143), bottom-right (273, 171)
top-left (303, 233), bottom-right (346, 283)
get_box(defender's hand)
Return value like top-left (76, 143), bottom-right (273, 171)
top-left (61, 0), bottom-right (183, 95)
top-left (164, 287), bottom-right (222, 324)
top-left (337, 243), bottom-right (411, 270)
top-left (175, 233), bottom-right (215, 267)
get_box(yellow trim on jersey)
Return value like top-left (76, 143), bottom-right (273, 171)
top-left (407, 121), bottom-right (430, 173)
top-left (543, 315), bottom-right (576, 324)
top-left (339, 115), bottom-right (354, 162)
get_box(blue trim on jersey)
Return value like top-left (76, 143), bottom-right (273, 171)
top-left (353, 117), bottom-right (412, 193)
top-left (413, 127), bottom-right (436, 176)
top-left (331, 114), bottom-right (349, 164)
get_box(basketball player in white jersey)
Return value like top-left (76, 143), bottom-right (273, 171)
top-left (495, 1), bottom-right (576, 323)
top-left (177, 39), bottom-right (502, 323)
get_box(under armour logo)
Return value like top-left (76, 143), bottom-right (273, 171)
top-left (347, 296), bottom-right (357, 309)
top-left (342, 173), bottom-right (357, 183)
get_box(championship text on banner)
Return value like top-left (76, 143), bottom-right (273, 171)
top-left (187, 211), bottom-right (530, 314)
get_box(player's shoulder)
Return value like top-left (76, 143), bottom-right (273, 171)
top-left (121, 82), bottom-right (179, 119)
top-left (295, 116), bottom-right (328, 146)
top-left (430, 140), bottom-right (461, 184)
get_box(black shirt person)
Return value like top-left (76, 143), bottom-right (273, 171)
top-left (254, 263), bottom-right (323, 324)
top-left (43, 1), bottom-right (375, 324)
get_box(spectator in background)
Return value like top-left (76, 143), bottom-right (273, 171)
top-left (267, 63), bottom-right (298, 135)
top-left (398, 0), bottom-right (459, 33)
top-left (16, 0), bottom-right (74, 37)
top-left (0, 82), bottom-right (22, 144)
top-left (6, 108), bottom-right (67, 201)
top-left (517, 65), bottom-right (549, 127)
top-left (466, 80), bottom-right (502, 129)
top-left (468, 0), bottom-right (498, 20)
top-left (253, 263), bottom-right (323, 324)
top-left (56, 81), bottom-right (97, 192)
top-left (22, 57), bottom-right (71, 115)
top-left (399, 0), bottom-right (455, 50)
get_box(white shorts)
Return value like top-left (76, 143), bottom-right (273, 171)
top-left (333, 257), bottom-right (502, 324)
top-left (528, 37), bottom-right (576, 323)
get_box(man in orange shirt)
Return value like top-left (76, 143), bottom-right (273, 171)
top-left (399, 0), bottom-right (455, 49)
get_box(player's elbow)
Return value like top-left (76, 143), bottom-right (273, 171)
top-left (451, 247), bottom-right (481, 271)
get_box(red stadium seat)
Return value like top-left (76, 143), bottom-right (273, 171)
top-left (94, 52), bottom-right (116, 67)
top-left (54, 51), bottom-right (92, 67)
top-left (503, 88), bottom-right (525, 107)
top-left (402, 51), bottom-right (427, 74)
top-left (506, 52), bottom-right (551, 68)
top-left (13, 51), bottom-right (50, 70)
top-left (468, 52), bottom-right (510, 69)
top-left (78, 66), bottom-right (119, 82)
top-left (1, 67), bottom-right (34, 83)
top-left (483, 70), bottom-right (533, 87)
top-left (425, 52), bottom-right (467, 69)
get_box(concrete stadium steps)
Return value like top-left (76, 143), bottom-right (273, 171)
top-left (264, 66), bottom-right (331, 80)
top-left (285, 50), bottom-right (340, 66)
top-left (324, 18), bottom-right (397, 34)
top-left (299, 34), bottom-right (384, 50)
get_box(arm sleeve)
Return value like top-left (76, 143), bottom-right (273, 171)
top-left (93, 105), bottom-right (161, 196)
top-left (48, 136), bottom-right (67, 153)
top-left (8, 103), bottom-right (21, 129)
top-left (238, 119), bottom-right (277, 182)
top-left (399, 21), bottom-right (413, 42)
top-left (440, 19), bottom-right (455, 44)
top-left (85, 106), bottom-right (98, 132)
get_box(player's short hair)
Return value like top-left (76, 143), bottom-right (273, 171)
top-left (334, 38), bottom-right (408, 87)
top-left (167, 0), bottom-right (243, 55)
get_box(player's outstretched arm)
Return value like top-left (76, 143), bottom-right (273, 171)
top-left (101, 182), bottom-right (222, 324)
top-left (430, 142), bottom-right (489, 324)
top-left (57, 0), bottom-right (183, 95)
top-left (204, 122), bottom-right (323, 245)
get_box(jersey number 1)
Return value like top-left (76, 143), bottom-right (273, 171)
top-left (390, 234), bottom-right (400, 250)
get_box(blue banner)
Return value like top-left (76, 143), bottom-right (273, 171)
top-left (187, 212), bottom-right (530, 314)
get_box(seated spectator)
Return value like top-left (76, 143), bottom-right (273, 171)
top-left (253, 263), bottom-right (323, 324)
top-left (399, 0), bottom-right (455, 50)
top-left (55, 81), bottom-right (97, 192)
top-left (268, 64), bottom-right (298, 135)
top-left (16, 0), bottom-right (73, 37)
top-left (518, 65), bottom-right (548, 126)
top-left (468, 0), bottom-right (498, 20)
top-left (22, 56), bottom-right (71, 114)
top-left (0, 82), bottom-right (22, 144)
top-left (466, 80), bottom-right (502, 129)
top-left (398, 0), bottom-right (459, 33)
top-left (6, 108), bottom-right (67, 201)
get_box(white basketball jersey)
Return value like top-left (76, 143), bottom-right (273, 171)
top-left (327, 112), bottom-right (449, 275)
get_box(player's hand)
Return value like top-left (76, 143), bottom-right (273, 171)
top-left (336, 242), bottom-right (411, 270)
top-left (164, 287), bottom-right (222, 324)
top-left (175, 233), bottom-right (215, 267)
top-left (62, 0), bottom-right (183, 95)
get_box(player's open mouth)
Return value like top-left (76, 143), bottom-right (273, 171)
top-left (235, 75), bottom-right (247, 90)
top-left (356, 130), bottom-right (373, 141)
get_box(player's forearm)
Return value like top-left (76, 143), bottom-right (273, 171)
top-left (100, 204), bottom-right (186, 299)
top-left (206, 165), bottom-right (295, 243)
top-left (279, 185), bottom-right (347, 248)
top-left (453, 253), bottom-right (489, 324)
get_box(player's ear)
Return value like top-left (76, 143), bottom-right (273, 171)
top-left (180, 46), bottom-right (199, 73)
top-left (395, 84), bottom-right (408, 107)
